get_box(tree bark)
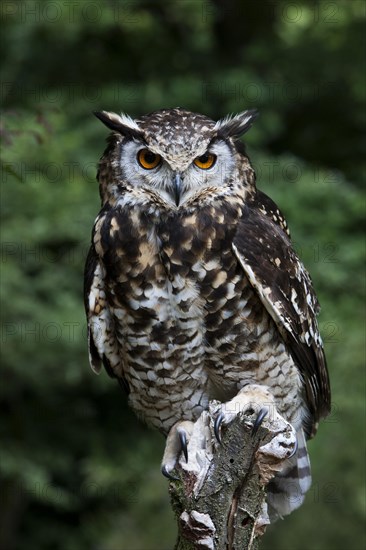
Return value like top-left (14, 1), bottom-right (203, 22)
top-left (166, 385), bottom-right (297, 550)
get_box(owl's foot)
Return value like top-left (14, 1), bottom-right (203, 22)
top-left (212, 384), bottom-right (274, 444)
top-left (161, 420), bottom-right (194, 480)
top-left (214, 405), bottom-right (268, 442)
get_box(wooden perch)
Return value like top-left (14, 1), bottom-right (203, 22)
top-left (166, 385), bottom-right (297, 550)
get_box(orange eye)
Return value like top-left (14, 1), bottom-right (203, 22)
top-left (137, 149), bottom-right (161, 170)
top-left (193, 152), bottom-right (217, 170)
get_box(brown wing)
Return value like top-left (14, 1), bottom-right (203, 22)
top-left (232, 190), bottom-right (330, 437)
top-left (84, 243), bottom-right (129, 393)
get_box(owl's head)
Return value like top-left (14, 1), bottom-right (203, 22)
top-left (95, 108), bottom-right (258, 208)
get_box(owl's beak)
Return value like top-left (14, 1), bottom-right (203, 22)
top-left (173, 173), bottom-right (182, 206)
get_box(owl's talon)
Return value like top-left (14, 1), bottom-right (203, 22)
top-left (214, 412), bottom-right (225, 443)
top-left (161, 420), bottom-right (194, 481)
top-left (251, 407), bottom-right (268, 436)
top-left (161, 465), bottom-right (179, 481)
top-left (178, 428), bottom-right (189, 462)
top-left (287, 437), bottom-right (298, 459)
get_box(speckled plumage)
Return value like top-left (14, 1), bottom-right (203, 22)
top-left (85, 107), bottom-right (330, 518)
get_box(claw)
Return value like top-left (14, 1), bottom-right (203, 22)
top-left (287, 437), bottom-right (298, 459)
top-left (161, 465), bottom-right (179, 481)
top-left (251, 407), bottom-right (268, 436)
top-left (214, 412), bottom-right (225, 444)
top-left (178, 428), bottom-right (188, 462)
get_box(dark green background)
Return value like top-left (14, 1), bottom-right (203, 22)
top-left (1, 1), bottom-right (365, 549)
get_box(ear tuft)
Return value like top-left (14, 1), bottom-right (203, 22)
top-left (214, 109), bottom-right (259, 139)
top-left (93, 110), bottom-right (142, 138)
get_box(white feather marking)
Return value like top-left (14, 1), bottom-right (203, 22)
top-left (213, 111), bottom-right (254, 132)
top-left (119, 112), bottom-right (142, 132)
top-left (232, 243), bottom-right (294, 336)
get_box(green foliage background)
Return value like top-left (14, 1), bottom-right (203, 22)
top-left (1, 1), bottom-right (365, 549)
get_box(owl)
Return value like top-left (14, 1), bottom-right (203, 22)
top-left (84, 107), bottom-right (330, 519)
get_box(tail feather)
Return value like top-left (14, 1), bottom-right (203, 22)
top-left (266, 428), bottom-right (311, 521)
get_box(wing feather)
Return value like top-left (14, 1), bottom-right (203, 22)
top-left (232, 191), bottom-right (330, 436)
top-left (84, 245), bottom-right (129, 393)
